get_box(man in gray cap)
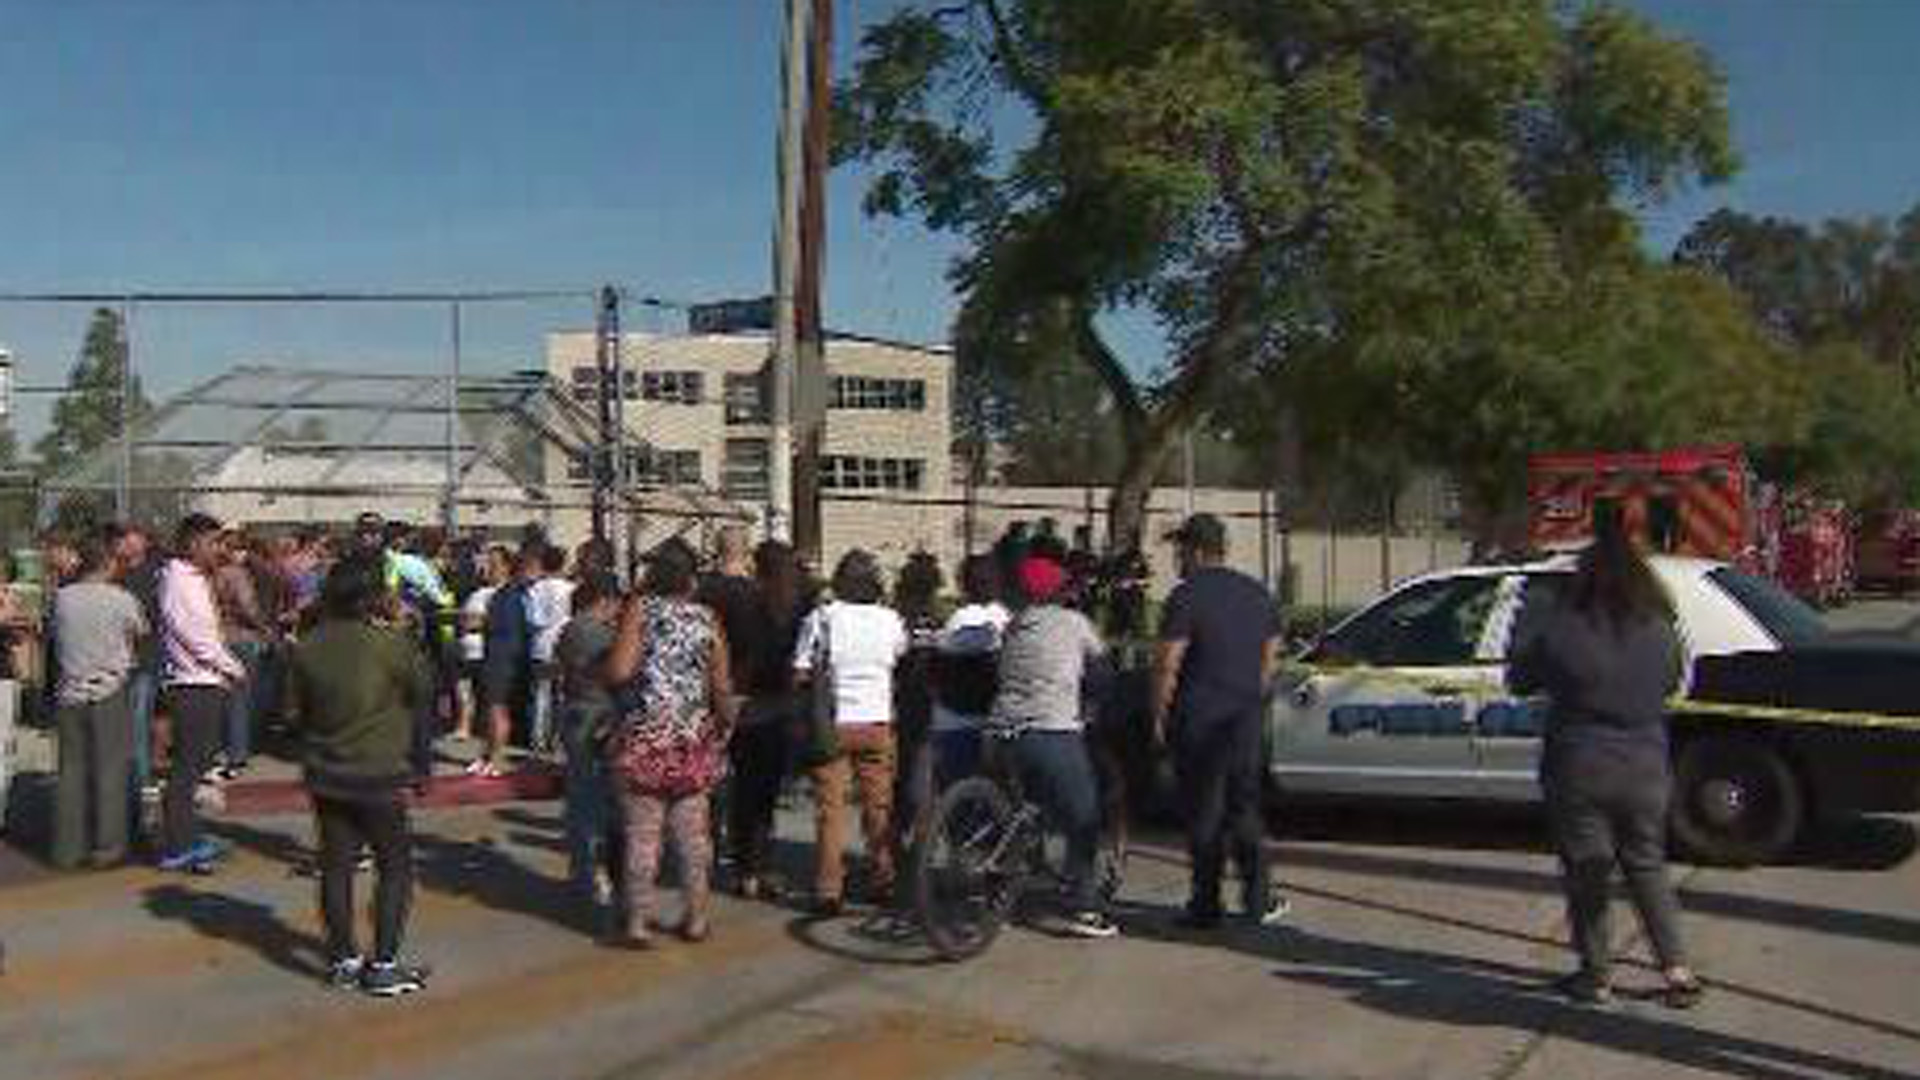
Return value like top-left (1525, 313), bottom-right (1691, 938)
top-left (1150, 513), bottom-right (1287, 930)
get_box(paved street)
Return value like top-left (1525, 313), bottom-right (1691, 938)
top-left (3, 794), bottom-right (1916, 1080)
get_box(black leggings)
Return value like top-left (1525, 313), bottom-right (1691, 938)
top-left (313, 792), bottom-right (414, 964)
top-left (728, 715), bottom-right (791, 878)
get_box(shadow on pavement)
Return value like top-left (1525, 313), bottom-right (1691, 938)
top-left (782, 907), bottom-right (947, 968)
top-left (411, 831), bottom-right (600, 937)
top-left (142, 883), bottom-right (328, 980)
top-left (1120, 900), bottom-right (1913, 1080)
top-left (1271, 840), bottom-right (1920, 950)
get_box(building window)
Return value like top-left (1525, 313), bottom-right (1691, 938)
top-left (723, 438), bottom-right (771, 502)
top-left (641, 370), bottom-right (705, 405)
top-left (724, 372), bottom-right (768, 424)
top-left (624, 446), bottom-right (701, 487)
top-left (829, 376), bottom-right (926, 412)
top-left (819, 455), bottom-right (925, 493)
top-left (570, 366), bottom-right (639, 402)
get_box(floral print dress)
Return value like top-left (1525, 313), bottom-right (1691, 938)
top-left (612, 598), bottom-right (727, 797)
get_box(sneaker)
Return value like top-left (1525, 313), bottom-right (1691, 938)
top-left (1553, 971), bottom-right (1614, 1007)
top-left (1173, 908), bottom-right (1224, 932)
top-left (328, 956), bottom-right (365, 991)
top-left (1250, 893), bottom-right (1292, 927)
top-left (156, 838), bottom-right (226, 875)
top-left (360, 960), bottom-right (428, 998)
top-left (1062, 911), bottom-right (1121, 940)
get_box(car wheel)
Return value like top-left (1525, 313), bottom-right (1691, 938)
top-left (1671, 735), bottom-right (1805, 867)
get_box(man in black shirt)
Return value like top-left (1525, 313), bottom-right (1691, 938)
top-left (1151, 514), bottom-right (1287, 930)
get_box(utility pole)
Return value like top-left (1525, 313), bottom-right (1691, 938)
top-left (592, 285), bottom-right (621, 552)
top-left (769, 0), bottom-right (809, 545)
top-left (793, 0), bottom-right (834, 562)
top-left (118, 298), bottom-right (134, 522)
top-left (444, 300), bottom-right (462, 536)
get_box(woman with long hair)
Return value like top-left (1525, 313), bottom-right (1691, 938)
top-left (722, 540), bottom-right (805, 901)
top-left (1507, 515), bottom-right (1704, 1008)
top-left (604, 538), bottom-right (736, 947)
top-left (793, 549), bottom-right (907, 914)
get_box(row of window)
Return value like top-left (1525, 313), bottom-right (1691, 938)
top-left (567, 368), bottom-right (927, 415)
top-left (567, 447), bottom-right (703, 487)
top-left (569, 368), bottom-right (706, 406)
top-left (830, 375), bottom-right (926, 412)
top-left (820, 455), bottom-right (925, 493)
top-left (566, 443), bottom-right (928, 497)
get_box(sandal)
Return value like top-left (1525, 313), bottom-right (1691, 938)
top-left (1662, 973), bottom-right (1706, 1011)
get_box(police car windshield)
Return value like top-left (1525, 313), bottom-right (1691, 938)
top-left (1708, 568), bottom-right (1829, 647)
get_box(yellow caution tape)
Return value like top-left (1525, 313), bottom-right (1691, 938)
top-left (1294, 664), bottom-right (1920, 734)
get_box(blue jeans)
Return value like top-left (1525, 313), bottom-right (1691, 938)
top-left (561, 703), bottom-right (612, 894)
top-left (1009, 729), bottom-right (1103, 913)
top-left (129, 670), bottom-right (158, 789)
top-left (931, 728), bottom-right (982, 793)
top-left (225, 641), bottom-right (265, 766)
top-left (128, 670), bottom-right (158, 839)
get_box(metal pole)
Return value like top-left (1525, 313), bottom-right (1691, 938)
top-left (445, 300), bottom-right (462, 535)
top-left (593, 287), bottom-right (619, 549)
top-left (118, 298), bottom-right (134, 522)
top-left (1183, 429), bottom-right (1196, 516)
top-left (608, 287), bottom-right (628, 579)
top-left (768, 0), bottom-right (808, 544)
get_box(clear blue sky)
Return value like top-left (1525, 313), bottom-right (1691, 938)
top-left (0, 1), bottom-right (1915, 448)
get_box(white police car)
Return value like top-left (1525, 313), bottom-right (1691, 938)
top-left (1274, 556), bottom-right (1920, 864)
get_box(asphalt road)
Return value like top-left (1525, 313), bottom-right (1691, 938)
top-left (3, 793), bottom-right (1915, 1080)
top-left (3, 597), bottom-right (1917, 1079)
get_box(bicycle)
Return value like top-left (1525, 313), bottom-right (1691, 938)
top-left (912, 723), bottom-right (1128, 961)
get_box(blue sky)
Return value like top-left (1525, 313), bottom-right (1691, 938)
top-left (0, 1), bottom-right (1915, 447)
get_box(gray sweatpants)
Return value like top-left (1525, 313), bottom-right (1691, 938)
top-left (1542, 740), bottom-right (1689, 978)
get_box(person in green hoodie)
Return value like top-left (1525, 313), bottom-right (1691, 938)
top-left (287, 550), bottom-right (434, 998)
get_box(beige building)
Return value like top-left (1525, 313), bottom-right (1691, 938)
top-left (543, 329), bottom-right (953, 556)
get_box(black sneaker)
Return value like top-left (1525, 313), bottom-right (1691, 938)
top-left (1173, 908), bottom-right (1224, 932)
top-left (328, 956), bottom-right (365, 991)
top-left (360, 960), bottom-right (428, 998)
top-left (1062, 911), bottom-right (1121, 940)
top-left (1553, 971), bottom-right (1614, 1007)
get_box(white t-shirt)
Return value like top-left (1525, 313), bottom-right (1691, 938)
top-left (526, 577), bottom-right (578, 665)
top-left (932, 602), bottom-right (1010, 733)
top-left (461, 586), bottom-right (498, 663)
top-left (793, 601), bottom-right (908, 726)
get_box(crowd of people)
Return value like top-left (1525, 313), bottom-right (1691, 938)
top-left (18, 503), bottom-right (1704, 1010)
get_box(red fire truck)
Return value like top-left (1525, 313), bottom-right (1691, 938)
top-left (1527, 445), bottom-right (1854, 606)
top-left (1855, 508), bottom-right (1920, 595)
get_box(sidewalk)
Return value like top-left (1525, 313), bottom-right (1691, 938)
top-left (2, 726), bottom-right (562, 876)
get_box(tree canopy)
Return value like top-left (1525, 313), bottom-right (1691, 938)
top-left (836, 0), bottom-right (1736, 548)
top-left (35, 308), bottom-right (152, 481)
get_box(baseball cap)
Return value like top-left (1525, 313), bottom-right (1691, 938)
top-left (1017, 555), bottom-right (1068, 603)
top-left (1165, 513), bottom-right (1227, 551)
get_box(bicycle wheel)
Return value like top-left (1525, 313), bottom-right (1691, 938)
top-left (915, 776), bottom-right (1023, 961)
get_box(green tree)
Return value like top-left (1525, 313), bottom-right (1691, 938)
top-left (35, 308), bottom-right (153, 481)
top-left (836, 0), bottom-right (1734, 552)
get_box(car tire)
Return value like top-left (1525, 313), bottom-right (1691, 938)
top-left (1671, 735), bottom-right (1805, 867)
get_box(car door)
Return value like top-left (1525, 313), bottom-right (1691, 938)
top-left (1472, 571), bottom-right (1565, 803)
top-left (1272, 573), bottom-right (1506, 800)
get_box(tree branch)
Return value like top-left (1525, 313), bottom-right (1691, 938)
top-left (1072, 303), bottom-right (1148, 434)
top-left (977, 0), bottom-right (1053, 113)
